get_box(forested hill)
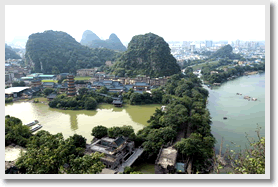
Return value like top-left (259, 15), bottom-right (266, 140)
top-left (25, 30), bottom-right (118, 74)
top-left (85, 33), bottom-right (127, 52)
top-left (110, 33), bottom-right (181, 77)
top-left (80, 30), bottom-right (100, 45)
top-left (210, 44), bottom-right (242, 59)
top-left (5, 44), bottom-right (21, 60)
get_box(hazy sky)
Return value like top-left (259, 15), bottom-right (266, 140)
top-left (5, 5), bottom-right (265, 44)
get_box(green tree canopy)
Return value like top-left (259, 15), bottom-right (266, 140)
top-left (5, 115), bottom-right (32, 147)
top-left (91, 125), bottom-right (108, 139)
top-left (16, 131), bottom-right (104, 174)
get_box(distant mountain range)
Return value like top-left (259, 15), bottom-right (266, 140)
top-left (80, 30), bottom-right (126, 52)
top-left (5, 44), bottom-right (21, 60)
top-left (6, 36), bottom-right (28, 49)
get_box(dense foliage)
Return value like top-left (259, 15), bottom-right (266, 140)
top-left (91, 125), bottom-right (108, 139)
top-left (86, 33), bottom-right (127, 52)
top-left (110, 33), bottom-right (181, 77)
top-left (15, 131), bottom-right (105, 174)
top-left (227, 130), bottom-right (265, 174)
top-left (43, 88), bottom-right (56, 96)
top-left (5, 44), bottom-right (21, 60)
top-left (5, 97), bottom-right (13, 103)
top-left (107, 125), bottom-right (136, 140)
top-left (25, 30), bottom-right (118, 74)
top-left (5, 115), bottom-right (32, 147)
top-left (48, 90), bottom-right (113, 110)
top-left (202, 62), bottom-right (265, 84)
top-left (122, 88), bottom-right (164, 105)
top-left (136, 73), bottom-right (215, 173)
top-left (174, 133), bottom-right (215, 173)
top-left (122, 166), bottom-right (143, 174)
top-left (210, 44), bottom-right (242, 59)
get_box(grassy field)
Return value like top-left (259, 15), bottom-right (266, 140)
top-left (41, 80), bottom-right (58, 83)
top-left (74, 77), bottom-right (92, 81)
top-left (192, 60), bottom-right (219, 71)
top-left (31, 97), bottom-right (48, 102)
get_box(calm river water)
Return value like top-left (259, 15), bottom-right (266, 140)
top-left (207, 73), bottom-right (265, 151)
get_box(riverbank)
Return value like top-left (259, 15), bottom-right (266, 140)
top-left (204, 71), bottom-right (264, 89)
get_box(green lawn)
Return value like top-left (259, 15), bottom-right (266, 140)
top-left (192, 60), bottom-right (219, 71)
top-left (74, 77), bottom-right (92, 81)
top-left (31, 97), bottom-right (48, 102)
top-left (41, 80), bottom-right (58, 83)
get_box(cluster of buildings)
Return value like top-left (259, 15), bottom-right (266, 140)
top-left (5, 63), bottom-right (32, 87)
top-left (88, 136), bottom-right (184, 174)
top-left (168, 40), bottom-right (265, 63)
top-left (5, 69), bottom-right (170, 103)
top-left (88, 73), bottom-right (169, 93)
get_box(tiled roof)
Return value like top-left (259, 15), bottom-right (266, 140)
top-left (135, 82), bottom-right (149, 86)
top-left (114, 136), bottom-right (125, 147)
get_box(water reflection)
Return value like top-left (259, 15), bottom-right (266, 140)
top-left (5, 102), bottom-right (159, 143)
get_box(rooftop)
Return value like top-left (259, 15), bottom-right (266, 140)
top-left (157, 147), bottom-right (178, 169)
top-left (5, 87), bottom-right (30, 94)
top-left (38, 75), bottom-right (55, 78)
top-left (134, 82), bottom-right (149, 86)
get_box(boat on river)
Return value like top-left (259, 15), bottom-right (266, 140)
top-left (30, 124), bottom-right (43, 132)
top-left (24, 120), bottom-right (39, 127)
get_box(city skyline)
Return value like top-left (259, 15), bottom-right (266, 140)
top-left (5, 5), bottom-right (265, 45)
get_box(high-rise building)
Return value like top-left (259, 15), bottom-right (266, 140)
top-left (67, 74), bottom-right (76, 97)
top-left (205, 40), bottom-right (213, 48)
top-left (236, 39), bottom-right (240, 46)
top-left (190, 43), bottom-right (196, 52)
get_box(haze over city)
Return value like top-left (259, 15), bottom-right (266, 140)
top-left (5, 5), bottom-right (265, 46)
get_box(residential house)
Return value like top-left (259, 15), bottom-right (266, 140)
top-left (76, 69), bottom-right (96, 77)
top-left (132, 82), bottom-right (150, 92)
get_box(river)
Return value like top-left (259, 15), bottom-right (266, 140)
top-left (207, 73), bottom-right (265, 152)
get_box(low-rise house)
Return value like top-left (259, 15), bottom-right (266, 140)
top-left (42, 82), bottom-right (56, 88)
top-left (38, 74), bottom-right (56, 80)
top-left (149, 77), bottom-right (168, 86)
top-left (95, 72), bottom-right (106, 78)
top-left (47, 93), bottom-right (57, 101)
top-left (105, 61), bottom-right (113, 67)
top-left (133, 82), bottom-right (151, 92)
top-left (155, 146), bottom-right (178, 174)
top-left (210, 71), bottom-right (219, 75)
top-left (76, 69), bottom-right (96, 77)
top-left (89, 136), bottom-right (134, 170)
top-left (5, 87), bottom-right (31, 98)
top-left (31, 80), bottom-right (42, 87)
top-left (57, 73), bottom-right (69, 80)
